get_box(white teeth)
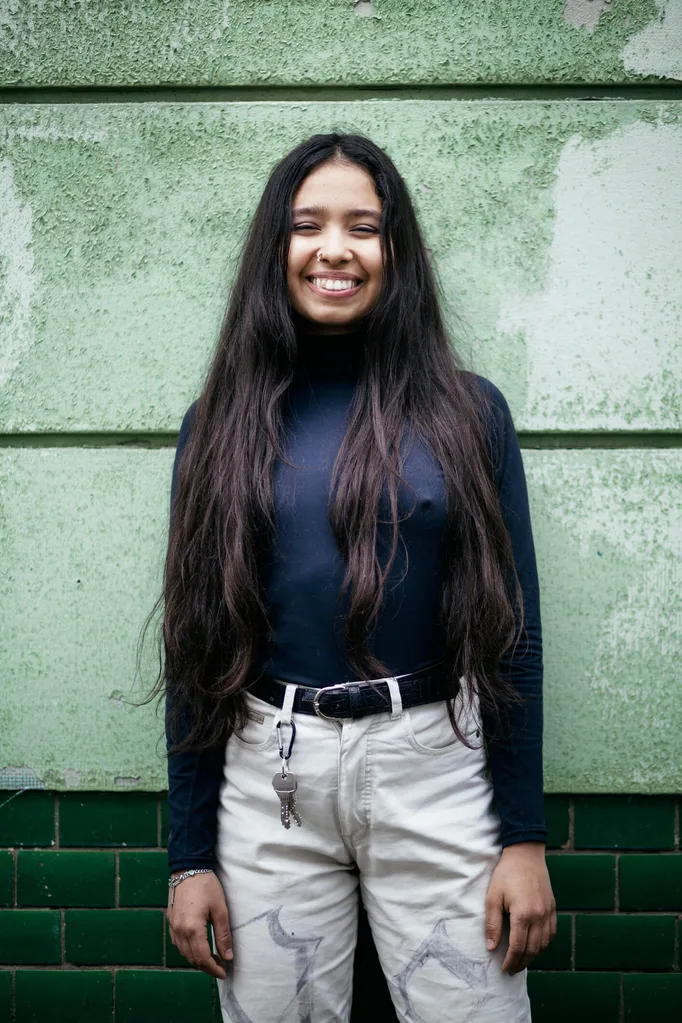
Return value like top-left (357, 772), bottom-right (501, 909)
top-left (310, 277), bottom-right (359, 292)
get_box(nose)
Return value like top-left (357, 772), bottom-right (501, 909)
top-left (317, 226), bottom-right (352, 264)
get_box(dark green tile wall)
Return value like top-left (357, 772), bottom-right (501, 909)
top-left (0, 790), bottom-right (679, 1022)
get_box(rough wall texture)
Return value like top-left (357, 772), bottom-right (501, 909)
top-left (0, 101), bottom-right (680, 434)
top-left (0, 0), bottom-right (681, 85)
top-left (1, 447), bottom-right (680, 792)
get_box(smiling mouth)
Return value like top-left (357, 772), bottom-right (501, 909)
top-left (306, 276), bottom-right (364, 297)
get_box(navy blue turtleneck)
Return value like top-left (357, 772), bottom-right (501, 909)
top-left (166, 327), bottom-right (546, 870)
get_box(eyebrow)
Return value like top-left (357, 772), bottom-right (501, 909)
top-left (292, 205), bottom-right (381, 221)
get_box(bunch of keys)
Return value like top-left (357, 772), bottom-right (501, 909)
top-left (272, 720), bottom-right (302, 829)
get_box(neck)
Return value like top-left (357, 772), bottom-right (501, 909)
top-left (293, 316), bottom-right (367, 379)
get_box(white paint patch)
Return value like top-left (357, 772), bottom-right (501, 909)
top-left (563, 0), bottom-right (611, 33)
top-left (621, 0), bottom-right (682, 81)
top-left (354, 1), bottom-right (374, 17)
top-left (63, 769), bottom-right (82, 787)
top-left (0, 765), bottom-right (45, 788)
top-left (2, 123), bottom-right (109, 144)
top-left (496, 118), bottom-right (682, 429)
top-left (0, 158), bottom-right (38, 399)
top-left (114, 776), bottom-right (141, 787)
top-left (210, 0), bottom-right (231, 40)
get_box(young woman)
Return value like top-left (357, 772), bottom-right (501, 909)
top-left (159, 132), bottom-right (556, 1022)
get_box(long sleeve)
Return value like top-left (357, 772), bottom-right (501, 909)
top-left (478, 377), bottom-right (547, 847)
top-left (165, 401), bottom-right (224, 872)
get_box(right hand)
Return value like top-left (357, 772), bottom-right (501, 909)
top-left (167, 870), bottom-right (233, 979)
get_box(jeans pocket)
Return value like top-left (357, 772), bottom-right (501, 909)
top-left (231, 692), bottom-right (279, 751)
top-left (403, 699), bottom-right (482, 756)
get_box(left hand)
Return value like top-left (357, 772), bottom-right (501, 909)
top-left (485, 841), bottom-right (556, 974)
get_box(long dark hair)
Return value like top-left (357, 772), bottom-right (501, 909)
top-left (140, 131), bottom-right (523, 756)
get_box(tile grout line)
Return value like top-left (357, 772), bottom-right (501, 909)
top-left (54, 795), bottom-right (60, 850)
top-left (619, 971), bottom-right (624, 1023)
top-left (115, 849), bottom-right (120, 909)
top-left (614, 852), bottom-right (620, 914)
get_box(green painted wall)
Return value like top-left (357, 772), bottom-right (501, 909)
top-left (0, 0), bottom-right (680, 86)
top-left (0, 4), bottom-right (680, 795)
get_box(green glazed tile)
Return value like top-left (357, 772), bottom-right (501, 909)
top-left (0, 909), bottom-right (61, 964)
top-left (59, 794), bottom-right (157, 848)
top-left (18, 850), bottom-right (115, 907)
top-left (624, 974), bottom-right (682, 1022)
top-left (528, 972), bottom-right (621, 1023)
top-left (544, 796), bottom-right (570, 849)
top-left (574, 796), bottom-right (675, 850)
top-left (160, 798), bottom-right (169, 847)
top-left (65, 909), bottom-right (163, 966)
top-left (528, 914), bottom-right (571, 970)
top-left (0, 969), bottom-right (12, 1018)
top-left (575, 914), bottom-right (676, 971)
top-left (619, 854), bottom-right (682, 911)
top-left (16, 969), bottom-right (112, 1022)
top-left (115, 969), bottom-right (213, 1023)
top-left (0, 852), bottom-right (14, 906)
top-left (0, 792), bottom-right (55, 847)
top-left (119, 851), bottom-right (167, 906)
top-left (546, 854), bottom-right (616, 910)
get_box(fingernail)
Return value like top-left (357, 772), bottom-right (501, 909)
top-left (486, 939), bottom-right (494, 950)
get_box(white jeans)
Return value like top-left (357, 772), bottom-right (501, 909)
top-left (213, 681), bottom-right (531, 1023)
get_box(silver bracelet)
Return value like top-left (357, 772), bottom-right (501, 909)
top-left (168, 868), bottom-right (213, 907)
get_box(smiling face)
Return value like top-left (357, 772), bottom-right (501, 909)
top-left (287, 159), bottom-right (384, 334)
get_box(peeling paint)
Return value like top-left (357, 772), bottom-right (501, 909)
top-left (621, 0), bottom-right (682, 80)
top-left (0, 1), bottom-right (670, 86)
top-left (63, 769), bottom-right (82, 787)
top-left (0, 157), bottom-right (38, 398)
top-left (563, 0), bottom-right (612, 34)
top-left (0, 765), bottom-right (45, 789)
top-left (114, 776), bottom-right (142, 787)
top-left (496, 116), bottom-right (682, 430)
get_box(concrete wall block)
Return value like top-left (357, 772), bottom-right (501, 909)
top-left (0, 447), bottom-right (680, 792)
top-left (0, 0), bottom-right (679, 87)
top-left (1, 100), bottom-right (680, 433)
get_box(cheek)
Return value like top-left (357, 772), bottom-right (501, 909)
top-left (287, 239), bottom-right (308, 284)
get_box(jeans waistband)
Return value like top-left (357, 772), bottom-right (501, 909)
top-left (247, 663), bottom-right (448, 720)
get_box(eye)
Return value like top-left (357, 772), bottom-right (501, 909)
top-left (292, 223), bottom-right (318, 231)
top-left (353, 226), bottom-right (378, 234)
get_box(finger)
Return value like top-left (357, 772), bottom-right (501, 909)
top-left (174, 934), bottom-right (195, 968)
top-left (541, 918), bottom-right (553, 952)
top-left (501, 914), bottom-right (529, 973)
top-left (549, 905), bottom-right (558, 940)
top-left (188, 929), bottom-right (227, 981)
top-left (210, 901), bottom-right (234, 961)
top-left (515, 920), bottom-right (544, 973)
top-left (485, 893), bottom-right (504, 952)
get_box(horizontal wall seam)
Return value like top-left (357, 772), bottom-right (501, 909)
top-left (1, 433), bottom-right (681, 450)
top-left (1, 85), bottom-right (682, 105)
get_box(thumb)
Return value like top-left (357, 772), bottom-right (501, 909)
top-left (485, 892), bottom-right (503, 952)
top-left (211, 901), bottom-right (233, 961)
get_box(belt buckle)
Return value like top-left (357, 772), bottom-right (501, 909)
top-left (312, 683), bottom-right (356, 720)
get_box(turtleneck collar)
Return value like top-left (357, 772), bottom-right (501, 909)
top-left (292, 316), bottom-right (367, 380)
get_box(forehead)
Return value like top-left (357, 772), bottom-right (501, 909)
top-left (292, 160), bottom-right (381, 211)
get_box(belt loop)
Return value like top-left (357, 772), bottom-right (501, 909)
top-left (278, 683), bottom-right (297, 727)
top-left (385, 677), bottom-right (403, 719)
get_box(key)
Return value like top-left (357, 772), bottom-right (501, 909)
top-left (272, 771), bottom-right (303, 829)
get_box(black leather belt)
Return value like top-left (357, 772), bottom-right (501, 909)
top-left (247, 663), bottom-right (448, 720)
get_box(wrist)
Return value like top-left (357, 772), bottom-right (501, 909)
top-left (501, 841), bottom-right (546, 859)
